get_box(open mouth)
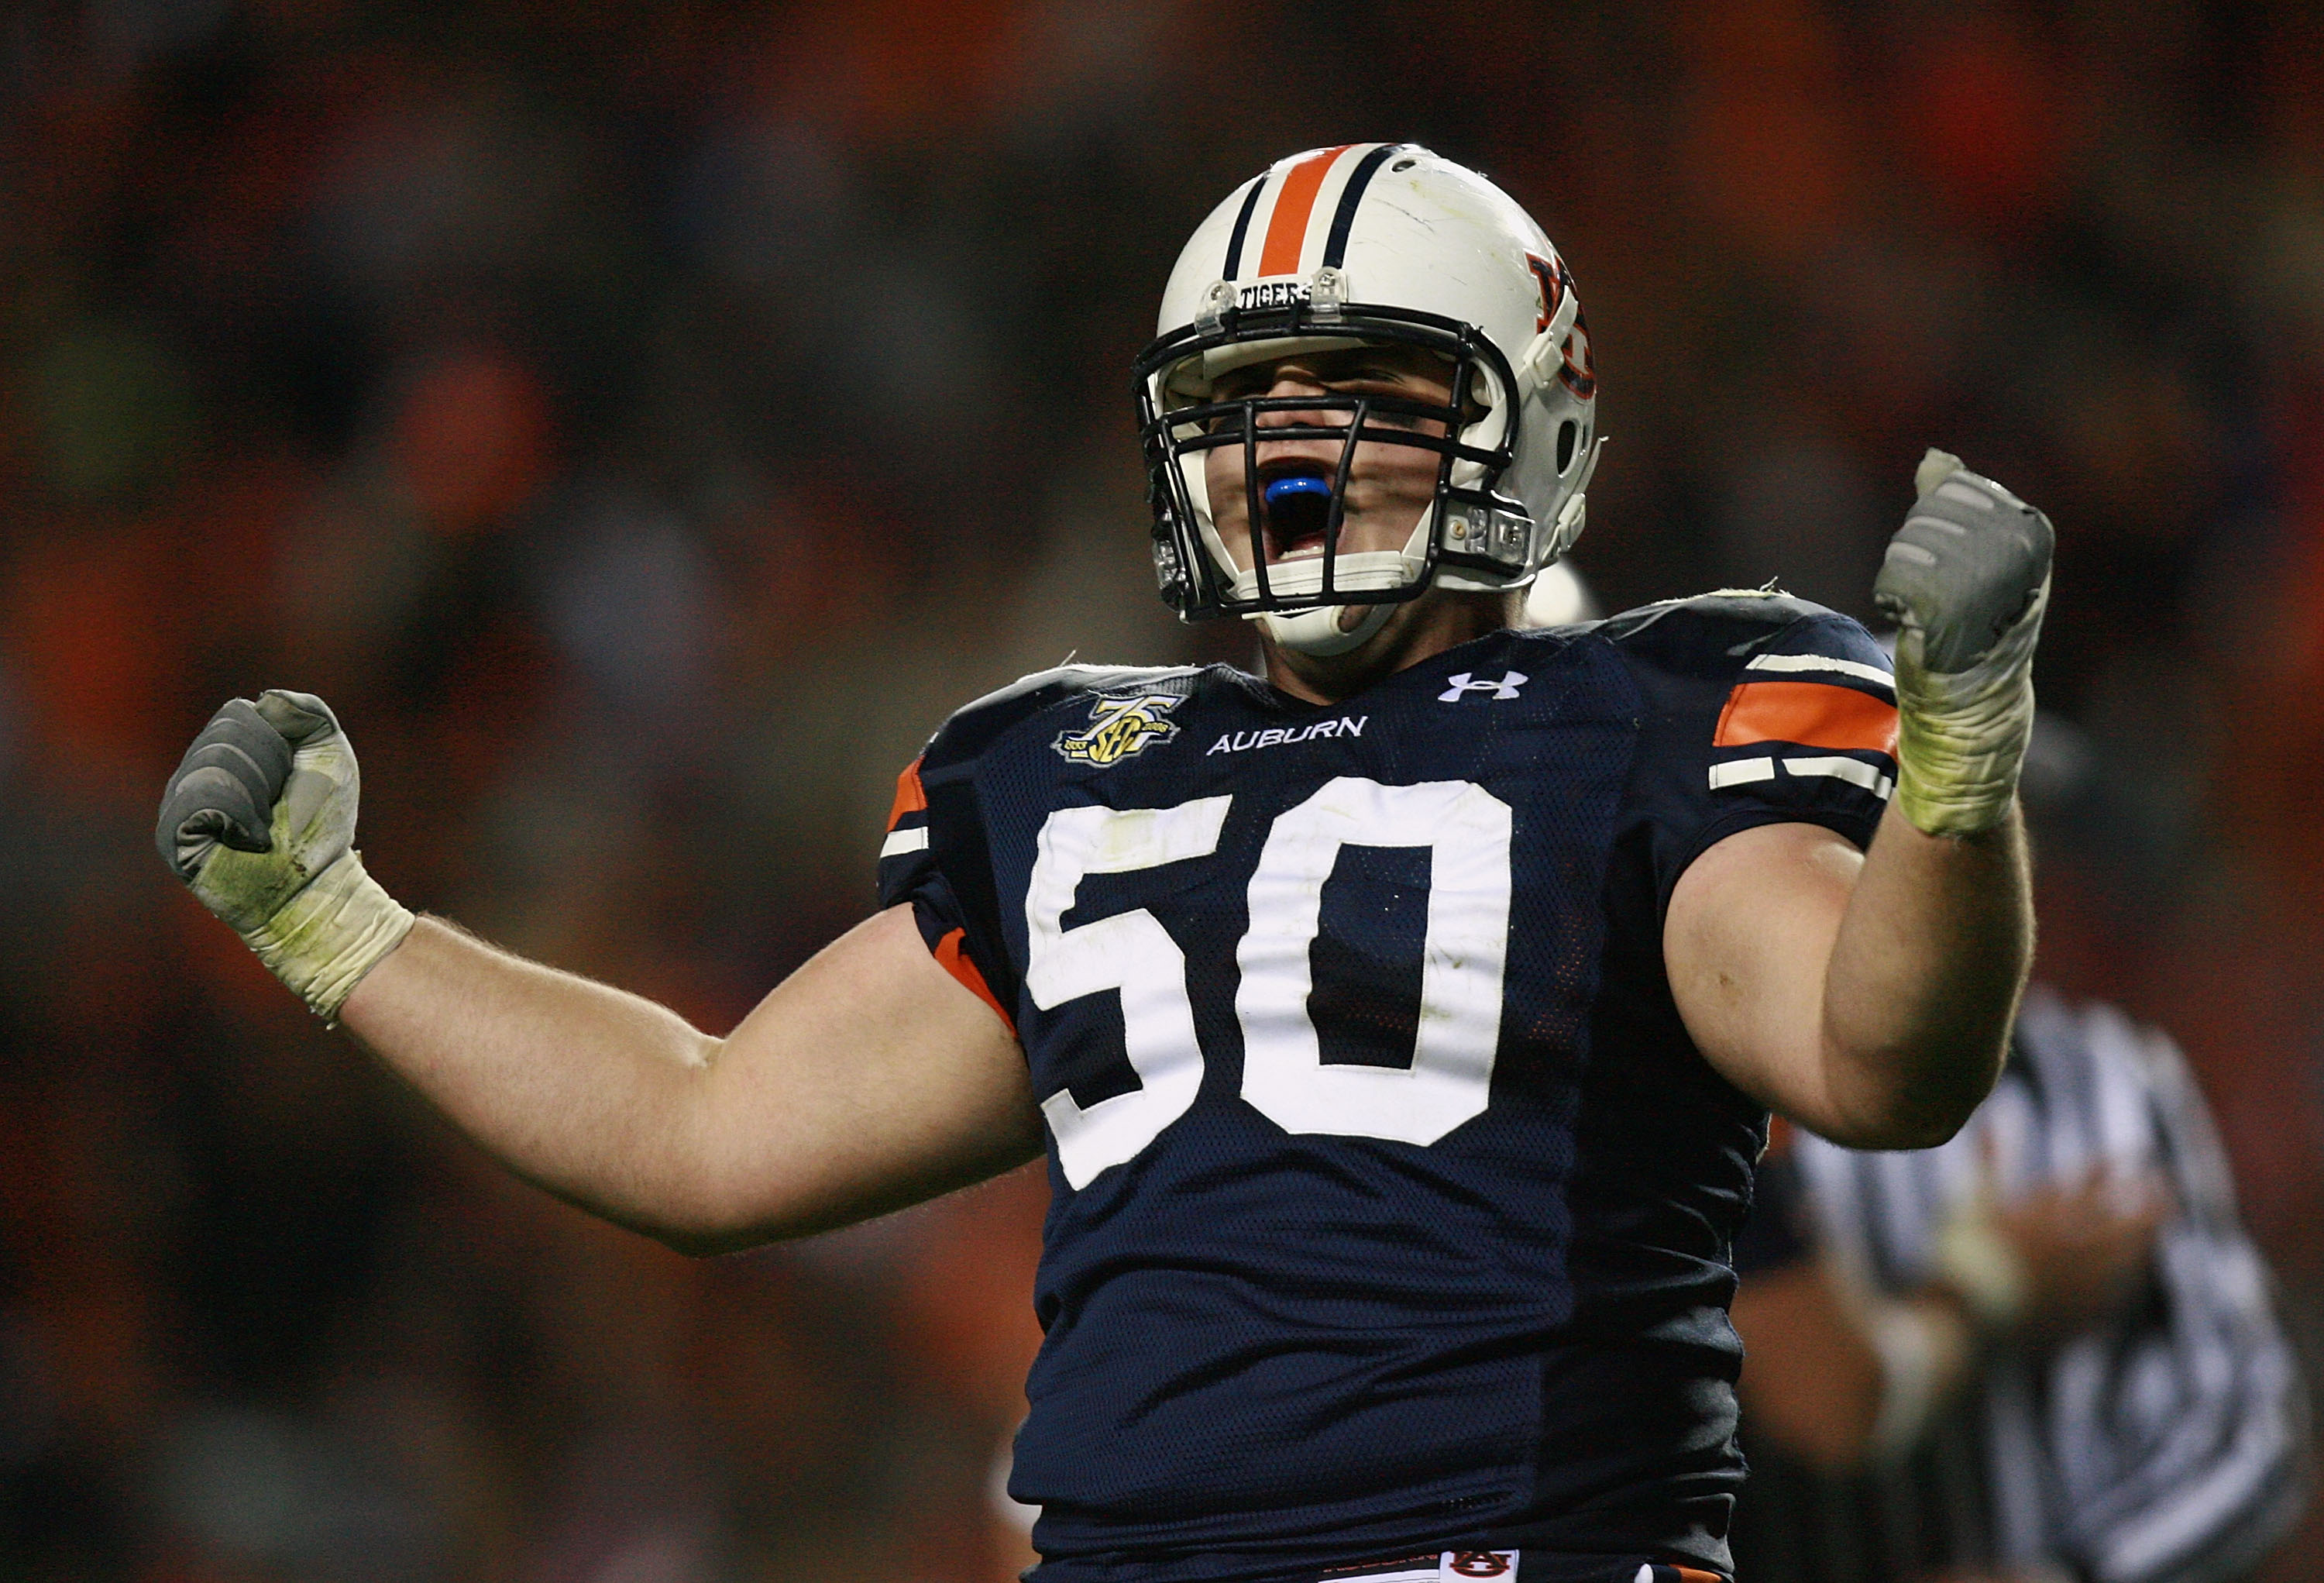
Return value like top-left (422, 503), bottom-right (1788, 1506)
top-left (1259, 465), bottom-right (1335, 562)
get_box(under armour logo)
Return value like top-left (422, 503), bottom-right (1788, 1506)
top-left (1438, 670), bottom-right (1528, 702)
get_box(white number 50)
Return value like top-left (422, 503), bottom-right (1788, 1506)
top-left (1025, 778), bottom-right (1511, 1188)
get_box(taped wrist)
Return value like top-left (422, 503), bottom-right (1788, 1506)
top-left (239, 849), bottom-right (416, 1024)
top-left (1865, 1301), bottom-right (1967, 1457)
top-left (1932, 1204), bottom-right (2029, 1331)
top-left (1892, 573), bottom-right (2047, 836)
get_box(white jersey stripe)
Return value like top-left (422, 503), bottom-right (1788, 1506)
top-left (880, 826), bottom-right (931, 859)
top-left (1708, 756), bottom-right (1776, 790)
top-left (1745, 652), bottom-right (1896, 691)
top-left (1782, 755), bottom-right (1896, 799)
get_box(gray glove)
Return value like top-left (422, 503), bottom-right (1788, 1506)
top-left (158, 691), bottom-right (414, 1020)
top-left (1872, 450), bottom-right (2054, 836)
top-left (1875, 449), bottom-right (2054, 673)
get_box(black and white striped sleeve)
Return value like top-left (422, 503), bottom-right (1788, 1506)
top-left (2044, 1006), bottom-right (2310, 1583)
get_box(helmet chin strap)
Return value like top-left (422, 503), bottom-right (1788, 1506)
top-left (1239, 500), bottom-right (1438, 658)
top-left (1255, 601), bottom-right (1397, 656)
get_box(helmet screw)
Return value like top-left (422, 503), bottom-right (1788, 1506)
top-left (1196, 279), bottom-right (1234, 333)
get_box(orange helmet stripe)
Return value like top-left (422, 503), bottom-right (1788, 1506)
top-left (1257, 144), bottom-right (1353, 277)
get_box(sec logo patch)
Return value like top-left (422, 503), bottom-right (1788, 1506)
top-left (1052, 693), bottom-right (1183, 766)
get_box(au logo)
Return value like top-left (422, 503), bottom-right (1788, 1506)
top-left (1053, 693), bottom-right (1184, 766)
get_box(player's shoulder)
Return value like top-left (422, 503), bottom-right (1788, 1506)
top-left (1589, 587), bottom-right (1893, 690)
top-left (920, 661), bottom-right (1215, 773)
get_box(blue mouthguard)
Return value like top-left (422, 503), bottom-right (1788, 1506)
top-left (1263, 475), bottom-right (1332, 513)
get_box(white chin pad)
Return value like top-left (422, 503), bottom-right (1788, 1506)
top-left (1219, 500), bottom-right (1439, 602)
top-left (1257, 602), bottom-right (1396, 656)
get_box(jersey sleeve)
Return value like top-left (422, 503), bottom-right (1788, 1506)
top-left (1609, 595), bottom-right (1899, 920)
top-left (873, 664), bottom-right (1176, 1039)
top-left (876, 751), bottom-right (1017, 1035)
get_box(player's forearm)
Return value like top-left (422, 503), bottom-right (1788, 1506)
top-left (1809, 449), bottom-right (2049, 1146)
top-left (338, 906), bottom-right (1043, 1253)
top-left (1818, 800), bottom-right (2030, 1147)
top-left (338, 916), bottom-right (734, 1242)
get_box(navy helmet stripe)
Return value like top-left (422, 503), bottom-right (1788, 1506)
top-left (1222, 175), bottom-right (1267, 280)
top-left (1321, 143), bottom-right (1406, 270)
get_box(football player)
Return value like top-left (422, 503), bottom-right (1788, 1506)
top-left (158, 146), bottom-right (2053, 1583)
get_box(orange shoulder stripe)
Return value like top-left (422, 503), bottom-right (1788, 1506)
top-left (933, 928), bottom-right (1015, 1036)
top-left (887, 755), bottom-right (927, 831)
top-left (1714, 680), bottom-right (1898, 757)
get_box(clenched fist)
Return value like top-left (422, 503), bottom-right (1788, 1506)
top-left (1873, 450), bottom-right (2054, 837)
top-left (158, 690), bottom-right (414, 1020)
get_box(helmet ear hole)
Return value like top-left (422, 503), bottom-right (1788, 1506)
top-left (1556, 419), bottom-right (1578, 474)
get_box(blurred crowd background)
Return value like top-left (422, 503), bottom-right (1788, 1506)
top-left (5, 0), bottom-right (2324, 1578)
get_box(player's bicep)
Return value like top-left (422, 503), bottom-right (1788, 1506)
top-left (1665, 821), bottom-right (1862, 1132)
top-left (691, 903), bottom-right (1040, 1248)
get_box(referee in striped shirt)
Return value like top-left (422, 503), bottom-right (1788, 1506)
top-left (1729, 986), bottom-right (2309, 1583)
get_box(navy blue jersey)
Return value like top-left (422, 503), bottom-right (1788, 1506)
top-left (876, 594), bottom-right (1898, 1583)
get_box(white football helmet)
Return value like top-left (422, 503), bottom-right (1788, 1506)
top-left (1135, 143), bottom-right (1601, 654)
